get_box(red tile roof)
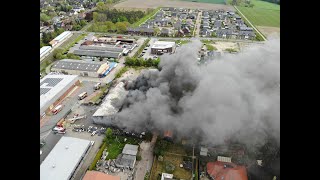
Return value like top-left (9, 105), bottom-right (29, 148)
top-left (207, 161), bottom-right (248, 180)
top-left (82, 171), bottom-right (120, 180)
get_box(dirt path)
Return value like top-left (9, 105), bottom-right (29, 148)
top-left (256, 26), bottom-right (280, 39)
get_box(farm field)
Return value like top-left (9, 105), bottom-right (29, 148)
top-left (235, 0), bottom-right (280, 27)
top-left (114, 0), bottom-right (234, 11)
top-left (179, 0), bottom-right (226, 5)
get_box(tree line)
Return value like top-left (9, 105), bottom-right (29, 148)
top-left (125, 57), bottom-right (160, 67)
top-left (40, 28), bottom-right (65, 48)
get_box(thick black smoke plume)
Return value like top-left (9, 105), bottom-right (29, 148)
top-left (112, 39), bottom-right (279, 147)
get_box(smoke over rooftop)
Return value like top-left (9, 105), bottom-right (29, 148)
top-left (105, 39), bottom-right (280, 147)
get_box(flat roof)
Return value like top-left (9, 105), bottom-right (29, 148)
top-left (73, 49), bottom-right (122, 58)
top-left (53, 31), bottom-right (72, 41)
top-left (40, 74), bottom-right (78, 115)
top-left (151, 41), bottom-right (175, 49)
top-left (52, 59), bottom-right (107, 72)
top-left (40, 137), bottom-right (91, 180)
top-left (40, 46), bottom-right (52, 56)
top-left (83, 171), bottom-right (120, 180)
top-left (122, 144), bottom-right (138, 156)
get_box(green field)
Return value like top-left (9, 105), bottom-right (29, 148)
top-left (180, 0), bottom-right (226, 4)
top-left (235, 0), bottom-right (280, 27)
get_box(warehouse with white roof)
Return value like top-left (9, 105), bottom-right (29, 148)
top-left (50, 31), bottom-right (72, 47)
top-left (40, 137), bottom-right (91, 180)
top-left (51, 59), bottom-right (110, 77)
top-left (92, 82), bottom-right (128, 124)
top-left (40, 74), bottom-right (79, 118)
top-left (151, 41), bottom-right (176, 55)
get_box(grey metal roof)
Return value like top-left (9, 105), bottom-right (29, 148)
top-left (79, 45), bottom-right (124, 52)
top-left (52, 59), bottom-right (105, 72)
top-left (122, 144), bottom-right (138, 156)
top-left (40, 137), bottom-right (91, 180)
top-left (73, 49), bottom-right (121, 58)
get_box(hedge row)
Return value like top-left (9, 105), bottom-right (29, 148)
top-left (88, 142), bottom-right (107, 170)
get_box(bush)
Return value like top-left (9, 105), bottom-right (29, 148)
top-left (88, 142), bottom-right (107, 170)
top-left (137, 155), bottom-right (142, 161)
top-left (115, 66), bottom-right (128, 79)
top-left (164, 161), bottom-right (175, 174)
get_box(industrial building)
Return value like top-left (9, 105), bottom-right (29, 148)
top-left (40, 74), bottom-right (79, 118)
top-left (72, 40), bottom-right (126, 59)
top-left (115, 144), bottom-right (139, 169)
top-left (151, 41), bottom-right (176, 55)
top-left (50, 31), bottom-right (72, 47)
top-left (51, 59), bottom-right (110, 78)
top-left (82, 171), bottom-right (120, 180)
top-left (92, 82), bottom-right (128, 124)
top-left (40, 46), bottom-right (52, 60)
top-left (40, 137), bottom-right (91, 180)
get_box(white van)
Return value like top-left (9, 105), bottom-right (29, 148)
top-left (78, 92), bottom-right (88, 100)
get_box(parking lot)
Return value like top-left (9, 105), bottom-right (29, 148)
top-left (40, 80), bottom-right (102, 164)
top-left (142, 38), bottom-right (158, 60)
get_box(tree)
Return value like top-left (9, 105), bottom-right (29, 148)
top-left (40, 13), bottom-right (51, 22)
top-left (107, 0), bottom-right (113, 4)
top-left (105, 21), bottom-right (116, 31)
top-left (96, 2), bottom-right (106, 12)
top-left (93, 12), bottom-right (107, 22)
top-left (154, 27), bottom-right (160, 36)
top-left (106, 128), bottom-right (113, 138)
top-left (115, 22), bottom-right (127, 34)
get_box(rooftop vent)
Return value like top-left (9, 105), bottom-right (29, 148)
top-left (52, 165), bottom-right (55, 168)
top-left (65, 146), bottom-right (69, 149)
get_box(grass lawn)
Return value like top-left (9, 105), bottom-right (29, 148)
top-left (106, 135), bottom-right (140, 159)
top-left (175, 40), bottom-right (191, 45)
top-left (235, 0), bottom-right (280, 27)
top-left (151, 143), bottom-right (192, 180)
top-left (131, 7), bottom-right (161, 28)
top-left (201, 39), bottom-right (215, 44)
top-left (206, 44), bottom-right (217, 51)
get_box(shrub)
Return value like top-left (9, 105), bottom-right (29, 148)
top-left (88, 142), bottom-right (107, 170)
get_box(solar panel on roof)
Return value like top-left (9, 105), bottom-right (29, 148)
top-left (40, 88), bottom-right (51, 95)
top-left (40, 78), bottom-right (63, 87)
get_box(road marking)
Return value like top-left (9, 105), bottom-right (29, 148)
top-left (233, 6), bottom-right (267, 41)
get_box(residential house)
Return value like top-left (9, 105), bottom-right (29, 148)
top-left (173, 20), bottom-right (182, 30)
top-left (201, 29), bottom-right (211, 37)
top-left (127, 27), bottom-right (154, 36)
top-left (213, 20), bottom-right (222, 30)
top-left (216, 29), bottom-right (233, 38)
top-left (182, 26), bottom-right (190, 34)
top-left (160, 28), bottom-right (170, 37)
top-left (238, 31), bottom-right (256, 40)
top-left (176, 29), bottom-right (184, 37)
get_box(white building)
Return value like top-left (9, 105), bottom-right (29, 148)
top-left (40, 137), bottom-right (91, 180)
top-left (51, 59), bottom-right (110, 78)
top-left (151, 41), bottom-right (176, 55)
top-left (161, 173), bottom-right (173, 180)
top-left (40, 74), bottom-right (79, 117)
top-left (217, 156), bottom-right (232, 163)
top-left (40, 46), bottom-right (52, 60)
top-left (50, 31), bottom-right (72, 47)
top-left (93, 82), bottom-right (128, 124)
